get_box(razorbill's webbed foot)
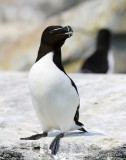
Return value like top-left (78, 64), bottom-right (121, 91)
top-left (49, 133), bottom-right (64, 155)
top-left (20, 132), bottom-right (48, 140)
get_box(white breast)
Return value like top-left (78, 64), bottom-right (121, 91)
top-left (28, 52), bottom-right (79, 132)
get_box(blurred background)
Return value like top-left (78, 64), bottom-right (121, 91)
top-left (0, 0), bottom-right (126, 73)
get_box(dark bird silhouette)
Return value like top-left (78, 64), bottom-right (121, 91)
top-left (81, 29), bottom-right (112, 73)
top-left (20, 25), bottom-right (87, 155)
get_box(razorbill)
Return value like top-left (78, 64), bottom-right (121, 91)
top-left (81, 28), bottom-right (113, 73)
top-left (20, 25), bottom-right (87, 155)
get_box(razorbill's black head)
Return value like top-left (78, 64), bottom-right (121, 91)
top-left (36, 25), bottom-right (73, 62)
top-left (81, 28), bottom-right (112, 73)
top-left (42, 25), bottom-right (73, 47)
top-left (97, 28), bottom-right (111, 52)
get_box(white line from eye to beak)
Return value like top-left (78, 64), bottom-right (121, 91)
top-left (52, 28), bottom-right (62, 31)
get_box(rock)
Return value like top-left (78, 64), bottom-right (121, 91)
top-left (0, 0), bottom-right (84, 50)
top-left (0, 72), bottom-right (126, 159)
top-left (0, 0), bottom-right (84, 22)
top-left (112, 33), bottom-right (126, 73)
top-left (0, 0), bottom-right (126, 72)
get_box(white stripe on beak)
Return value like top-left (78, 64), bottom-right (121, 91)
top-left (66, 26), bottom-right (71, 37)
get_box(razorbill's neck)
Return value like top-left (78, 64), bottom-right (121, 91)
top-left (36, 42), bottom-right (66, 75)
top-left (36, 43), bottom-right (52, 62)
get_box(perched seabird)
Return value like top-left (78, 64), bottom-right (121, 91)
top-left (20, 25), bottom-right (87, 155)
top-left (81, 29), bottom-right (113, 73)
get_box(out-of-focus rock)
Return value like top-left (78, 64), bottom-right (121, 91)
top-left (0, 72), bottom-right (126, 159)
top-left (0, 0), bottom-right (84, 22)
top-left (0, 0), bottom-right (126, 72)
top-left (0, 0), bottom-right (84, 48)
top-left (112, 33), bottom-right (126, 73)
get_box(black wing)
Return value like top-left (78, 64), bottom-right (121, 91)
top-left (53, 49), bottom-right (83, 126)
top-left (68, 77), bottom-right (84, 126)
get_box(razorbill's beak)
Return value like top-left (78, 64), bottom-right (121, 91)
top-left (64, 26), bottom-right (73, 37)
top-left (49, 26), bottom-right (73, 38)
